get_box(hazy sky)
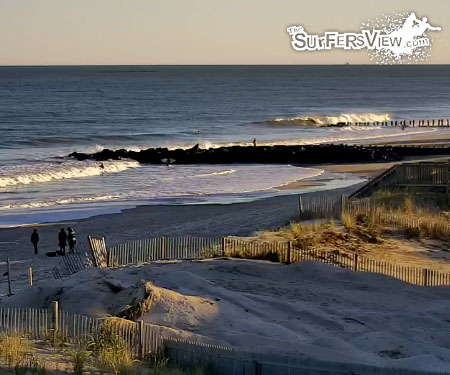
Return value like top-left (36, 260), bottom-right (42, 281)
top-left (1, 0), bottom-right (449, 65)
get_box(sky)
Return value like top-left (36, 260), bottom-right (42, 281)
top-left (0, 0), bottom-right (449, 65)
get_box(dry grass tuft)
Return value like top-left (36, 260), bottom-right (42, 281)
top-left (282, 221), bottom-right (340, 248)
top-left (0, 334), bottom-right (30, 368)
top-left (341, 212), bottom-right (356, 230)
top-left (88, 319), bottom-right (134, 375)
top-left (69, 344), bottom-right (91, 375)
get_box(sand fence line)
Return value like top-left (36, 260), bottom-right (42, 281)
top-left (349, 161), bottom-right (450, 200)
top-left (96, 235), bottom-right (448, 287)
top-left (1, 298), bottom-right (450, 374)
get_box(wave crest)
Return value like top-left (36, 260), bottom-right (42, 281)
top-left (0, 194), bottom-right (120, 210)
top-left (265, 113), bottom-right (391, 126)
top-left (0, 160), bottom-right (140, 188)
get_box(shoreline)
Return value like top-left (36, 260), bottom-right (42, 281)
top-left (0, 182), bottom-right (363, 297)
top-left (0, 155), bottom-right (448, 297)
top-left (3, 155), bottom-right (449, 230)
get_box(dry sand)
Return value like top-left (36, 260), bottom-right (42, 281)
top-left (0, 184), bottom-right (363, 297)
top-left (3, 259), bottom-right (450, 372)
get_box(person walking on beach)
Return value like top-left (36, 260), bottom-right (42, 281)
top-left (67, 227), bottom-right (77, 253)
top-left (58, 228), bottom-right (68, 255)
top-left (253, 138), bottom-right (257, 147)
top-left (31, 229), bottom-right (39, 255)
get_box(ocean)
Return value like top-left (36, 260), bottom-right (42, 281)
top-left (1, 65), bottom-right (450, 226)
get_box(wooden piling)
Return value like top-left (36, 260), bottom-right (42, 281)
top-left (29, 267), bottom-right (33, 287)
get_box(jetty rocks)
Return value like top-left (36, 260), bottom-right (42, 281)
top-left (69, 144), bottom-right (450, 165)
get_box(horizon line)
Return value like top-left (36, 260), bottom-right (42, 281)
top-left (1, 63), bottom-right (450, 67)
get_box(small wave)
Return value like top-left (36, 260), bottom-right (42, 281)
top-left (0, 160), bottom-right (139, 188)
top-left (264, 113), bottom-right (391, 126)
top-left (188, 169), bottom-right (237, 178)
top-left (0, 194), bottom-right (120, 210)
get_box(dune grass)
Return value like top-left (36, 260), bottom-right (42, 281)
top-left (280, 221), bottom-right (342, 248)
top-left (88, 318), bottom-right (134, 375)
top-left (145, 355), bottom-right (207, 375)
top-left (0, 333), bottom-right (46, 374)
top-left (344, 192), bottom-right (450, 240)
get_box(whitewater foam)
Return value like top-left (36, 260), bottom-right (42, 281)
top-left (168, 128), bottom-right (437, 149)
top-left (267, 113), bottom-right (391, 126)
top-left (0, 160), bottom-right (140, 188)
top-left (0, 194), bottom-right (121, 210)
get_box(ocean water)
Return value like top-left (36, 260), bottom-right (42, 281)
top-left (1, 65), bottom-right (450, 226)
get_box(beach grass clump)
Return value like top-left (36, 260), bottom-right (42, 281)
top-left (284, 221), bottom-right (339, 248)
top-left (417, 214), bottom-right (450, 240)
top-left (341, 212), bottom-right (356, 230)
top-left (69, 344), bottom-right (91, 375)
top-left (0, 333), bottom-right (30, 368)
top-left (404, 196), bottom-right (414, 215)
top-left (224, 242), bottom-right (282, 262)
top-left (88, 318), bottom-right (134, 375)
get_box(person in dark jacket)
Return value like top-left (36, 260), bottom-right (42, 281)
top-left (67, 227), bottom-right (77, 253)
top-left (58, 228), bottom-right (68, 254)
top-left (31, 229), bottom-right (39, 255)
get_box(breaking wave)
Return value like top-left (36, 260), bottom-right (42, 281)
top-left (0, 160), bottom-right (140, 188)
top-left (265, 113), bottom-right (391, 126)
top-left (0, 195), bottom-right (120, 210)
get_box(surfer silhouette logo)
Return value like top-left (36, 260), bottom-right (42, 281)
top-left (287, 11), bottom-right (441, 64)
top-left (385, 13), bottom-right (441, 56)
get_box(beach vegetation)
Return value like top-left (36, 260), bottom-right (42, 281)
top-left (69, 344), bottom-right (91, 375)
top-left (341, 212), bottom-right (356, 230)
top-left (88, 318), bottom-right (134, 375)
top-left (0, 334), bottom-right (30, 369)
top-left (145, 355), bottom-right (208, 375)
top-left (0, 334), bottom-right (47, 374)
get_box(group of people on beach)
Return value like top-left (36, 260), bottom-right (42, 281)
top-left (30, 227), bottom-right (77, 255)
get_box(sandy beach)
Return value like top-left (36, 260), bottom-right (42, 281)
top-left (0, 181), bottom-right (364, 296)
top-left (0, 156), bottom-right (446, 296)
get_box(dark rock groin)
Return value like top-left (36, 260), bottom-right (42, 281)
top-left (69, 144), bottom-right (450, 165)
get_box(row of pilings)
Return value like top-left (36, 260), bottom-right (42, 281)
top-left (328, 119), bottom-right (450, 127)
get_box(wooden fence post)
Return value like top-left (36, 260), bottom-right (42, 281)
top-left (53, 301), bottom-right (59, 331)
top-left (286, 241), bottom-right (291, 265)
top-left (162, 237), bottom-right (167, 259)
top-left (423, 269), bottom-right (429, 287)
top-left (354, 254), bottom-right (358, 272)
top-left (7, 258), bottom-right (12, 296)
top-left (221, 237), bottom-right (225, 257)
top-left (340, 194), bottom-right (346, 216)
top-left (29, 267), bottom-right (33, 287)
top-left (138, 320), bottom-right (144, 359)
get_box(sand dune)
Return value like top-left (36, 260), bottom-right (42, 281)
top-left (3, 259), bottom-right (450, 372)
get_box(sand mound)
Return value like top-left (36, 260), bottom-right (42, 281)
top-left (141, 282), bottom-right (219, 331)
top-left (3, 259), bottom-right (450, 371)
